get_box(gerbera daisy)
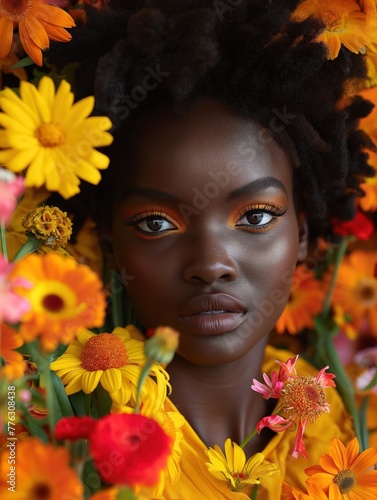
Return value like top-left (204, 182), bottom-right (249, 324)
top-left (0, 76), bottom-right (113, 199)
top-left (305, 437), bottom-right (377, 499)
top-left (205, 438), bottom-right (278, 493)
top-left (9, 252), bottom-right (106, 351)
top-left (50, 326), bottom-right (170, 407)
top-left (0, 0), bottom-right (75, 66)
top-left (293, 0), bottom-right (377, 59)
top-left (0, 323), bottom-right (26, 381)
top-left (331, 250), bottom-right (377, 337)
top-left (275, 265), bottom-right (326, 335)
top-left (0, 438), bottom-right (83, 500)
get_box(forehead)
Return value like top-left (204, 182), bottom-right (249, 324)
top-left (117, 100), bottom-right (294, 197)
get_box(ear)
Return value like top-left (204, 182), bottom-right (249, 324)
top-left (297, 212), bottom-right (308, 263)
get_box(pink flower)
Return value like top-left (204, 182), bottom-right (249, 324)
top-left (275, 355), bottom-right (299, 382)
top-left (251, 371), bottom-right (284, 399)
top-left (0, 256), bottom-right (31, 323)
top-left (0, 168), bottom-right (25, 225)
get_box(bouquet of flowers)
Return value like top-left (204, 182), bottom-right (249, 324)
top-left (1, 1), bottom-right (377, 499)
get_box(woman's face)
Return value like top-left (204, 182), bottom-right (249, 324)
top-left (112, 100), bottom-right (306, 365)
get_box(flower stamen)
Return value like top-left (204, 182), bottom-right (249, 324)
top-left (333, 469), bottom-right (357, 493)
top-left (35, 123), bottom-right (67, 148)
top-left (0, 0), bottom-right (32, 20)
top-left (81, 334), bottom-right (129, 371)
top-left (281, 376), bottom-right (329, 423)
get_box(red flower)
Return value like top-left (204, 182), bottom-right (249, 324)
top-left (55, 416), bottom-right (97, 441)
top-left (331, 211), bottom-right (374, 240)
top-left (89, 413), bottom-right (172, 487)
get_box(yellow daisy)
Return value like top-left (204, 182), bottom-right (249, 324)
top-left (50, 326), bottom-right (171, 407)
top-left (205, 438), bottom-right (278, 493)
top-left (9, 252), bottom-right (106, 351)
top-left (293, 0), bottom-right (377, 59)
top-left (0, 438), bottom-right (83, 500)
top-left (0, 0), bottom-right (75, 66)
top-left (0, 76), bottom-right (113, 199)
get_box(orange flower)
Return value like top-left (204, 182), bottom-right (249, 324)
top-left (282, 481), bottom-right (329, 499)
top-left (0, 438), bottom-right (83, 499)
top-left (305, 437), bottom-right (377, 498)
top-left (293, 0), bottom-right (377, 59)
top-left (9, 252), bottom-right (106, 350)
top-left (331, 250), bottom-right (377, 337)
top-left (275, 265), bottom-right (326, 335)
top-left (0, 323), bottom-right (26, 381)
top-left (0, 0), bottom-right (75, 66)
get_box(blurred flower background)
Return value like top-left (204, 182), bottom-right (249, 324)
top-left (0, 1), bottom-right (377, 499)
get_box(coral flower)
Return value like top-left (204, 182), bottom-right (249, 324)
top-left (205, 438), bottom-right (278, 492)
top-left (0, 76), bottom-right (113, 199)
top-left (253, 358), bottom-right (335, 458)
top-left (0, 255), bottom-right (30, 324)
top-left (331, 250), bottom-right (377, 337)
top-left (0, 323), bottom-right (26, 380)
top-left (275, 265), bottom-right (326, 335)
top-left (305, 437), bottom-right (377, 499)
top-left (293, 0), bottom-right (377, 59)
top-left (9, 252), bottom-right (106, 350)
top-left (0, 438), bottom-right (83, 499)
top-left (50, 326), bottom-right (170, 407)
top-left (0, 0), bottom-right (75, 66)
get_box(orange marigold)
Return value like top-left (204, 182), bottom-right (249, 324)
top-left (0, 323), bottom-right (26, 381)
top-left (275, 265), bottom-right (326, 335)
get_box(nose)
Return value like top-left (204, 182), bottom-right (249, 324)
top-left (182, 230), bottom-right (238, 284)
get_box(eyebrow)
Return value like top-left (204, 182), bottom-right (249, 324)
top-left (122, 176), bottom-right (287, 202)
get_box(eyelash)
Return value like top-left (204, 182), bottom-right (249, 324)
top-left (123, 211), bottom-right (179, 237)
top-left (234, 204), bottom-right (286, 232)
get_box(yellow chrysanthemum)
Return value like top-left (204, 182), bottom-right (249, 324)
top-left (205, 438), bottom-right (278, 493)
top-left (22, 205), bottom-right (73, 249)
top-left (293, 0), bottom-right (377, 59)
top-left (0, 76), bottom-right (113, 199)
top-left (0, 323), bottom-right (26, 381)
top-left (0, 438), bottom-right (83, 500)
top-left (305, 437), bottom-right (377, 499)
top-left (275, 265), bottom-right (326, 335)
top-left (9, 252), bottom-right (106, 351)
top-left (0, 0), bottom-right (75, 66)
top-left (50, 326), bottom-right (171, 407)
top-left (331, 250), bottom-right (377, 337)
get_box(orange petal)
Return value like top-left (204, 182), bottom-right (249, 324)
top-left (23, 15), bottom-right (49, 50)
top-left (0, 16), bottom-right (13, 59)
top-left (328, 438), bottom-right (347, 470)
top-left (33, 3), bottom-right (75, 28)
top-left (40, 21), bottom-right (72, 42)
top-left (18, 22), bottom-right (43, 66)
top-left (351, 448), bottom-right (377, 475)
top-left (345, 436), bottom-right (360, 465)
top-left (318, 454), bottom-right (339, 475)
top-left (306, 473), bottom-right (334, 490)
top-left (329, 483), bottom-right (342, 500)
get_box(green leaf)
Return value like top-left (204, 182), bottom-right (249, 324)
top-left (92, 383), bottom-right (112, 418)
top-left (23, 411), bottom-right (49, 443)
top-left (11, 56), bottom-right (34, 68)
top-left (13, 234), bottom-right (41, 261)
top-left (117, 488), bottom-right (136, 500)
top-left (69, 391), bottom-right (90, 417)
top-left (51, 371), bottom-right (74, 417)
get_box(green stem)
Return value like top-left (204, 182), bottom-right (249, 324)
top-left (110, 269), bottom-right (124, 328)
top-left (250, 484), bottom-right (258, 500)
top-left (13, 234), bottom-right (41, 261)
top-left (358, 396), bottom-right (369, 452)
top-left (322, 237), bottom-right (350, 316)
top-left (1, 221), bottom-right (8, 261)
top-left (239, 428), bottom-right (257, 450)
top-left (134, 358), bottom-right (154, 414)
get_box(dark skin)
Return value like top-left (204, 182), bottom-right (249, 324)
top-left (111, 100), bottom-right (308, 456)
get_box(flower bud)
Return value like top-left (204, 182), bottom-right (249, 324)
top-left (144, 326), bottom-right (180, 364)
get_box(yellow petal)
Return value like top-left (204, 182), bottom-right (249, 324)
top-left (81, 370), bottom-right (103, 393)
top-left (20, 78), bottom-right (51, 123)
top-left (101, 368), bottom-right (122, 392)
top-left (38, 76), bottom-right (56, 110)
top-left (51, 80), bottom-right (74, 122)
top-left (62, 96), bottom-right (94, 128)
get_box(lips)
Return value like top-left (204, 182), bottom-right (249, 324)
top-left (177, 293), bottom-right (247, 335)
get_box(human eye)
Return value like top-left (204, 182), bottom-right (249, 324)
top-left (123, 211), bottom-right (179, 236)
top-left (235, 204), bottom-right (286, 231)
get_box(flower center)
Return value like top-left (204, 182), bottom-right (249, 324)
top-left (323, 8), bottom-right (346, 31)
top-left (333, 469), bottom-right (356, 493)
top-left (81, 334), bottom-right (128, 371)
top-left (30, 482), bottom-right (51, 500)
top-left (42, 294), bottom-right (64, 313)
top-left (35, 123), bottom-right (66, 148)
top-left (355, 278), bottom-right (377, 306)
top-left (0, 0), bottom-right (32, 21)
top-left (232, 472), bottom-right (248, 480)
top-left (282, 376), bottom-right (328, 423)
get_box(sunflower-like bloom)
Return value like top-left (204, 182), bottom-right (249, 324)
top-left (205, 438), bottom-right (278, 493)
top-left (293, 0), bottom-right (377, 59)
top-left (253, 356), bottom-right (336, 459)
top-left (305, 437), bottom-right (377, 499)
top-left (22, 205), bottom-right (72, 249)
top-left (331, 250), bottom-right (377, 337)
top-left (0, 76), bottom-right (113, 199)
top-left (275, 265), bottom-right (326, 335)
top-left (9, 252), bottom-right (106, 351)
top-left (0, 438), bottom-right (83, 499)
top-left (0, 323), bottom-right (26, 381)
top-left (50, 326), bottom-right (171, 407)
top-left (0, 0), bottom-right (75, 66)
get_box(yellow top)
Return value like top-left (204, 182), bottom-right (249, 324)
top-left (140, 346), bottom-right (354, 500)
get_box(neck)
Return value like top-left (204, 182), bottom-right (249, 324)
top-left (166, 336), bottom-right (275, 455)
